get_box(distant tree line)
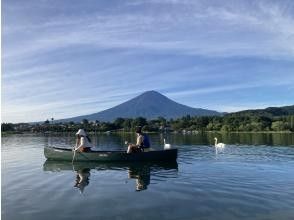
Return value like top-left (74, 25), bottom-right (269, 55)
top-left (2, 114), bottom-right (294, 133)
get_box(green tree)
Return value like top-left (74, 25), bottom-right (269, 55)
top-left (123, 119), bottom-right (132, 131)
top-left (132, 117), bottom-right (147, 128)
top-left (157, 117), bottom-right (167, 126)
top-left (114, 118), bottom-right (125, 129)
top-left (250, 122), bottom-right (263, 131)
top-left (288, 115), bottom-right (294, 131)
top-left (82, 119), bottom-right (89, 125)
top-left (271, 121), bottom-right (289, 131)
top-left (206, 122), bottom-right (214, 131)
top-left (221, 125), bottom-right (230, 132)
top-left (1, 123), bottom-right (15, 132)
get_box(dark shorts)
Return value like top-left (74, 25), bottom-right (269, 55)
top-left (81, 147), bottom-right (92, 152)
top-left (132, 147), bottom-right (142, 153)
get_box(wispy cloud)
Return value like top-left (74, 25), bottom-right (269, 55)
top-left (2, 0), bottom-right (294, 122)
top-left (3, 0), bottom-right (294, 62)
top-left (167, 77), bottom-right (294, 97)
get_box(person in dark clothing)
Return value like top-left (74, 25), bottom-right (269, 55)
top-left (127, 127), bottom-right (150, 153)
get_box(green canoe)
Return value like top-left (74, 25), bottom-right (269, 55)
top-left (44, 147), bottom-right (178, 162)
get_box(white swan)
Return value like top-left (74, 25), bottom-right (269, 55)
top-left (214, 137), bottom-right (225, 148)
top-left (164, 139), bottom-right (171, 149)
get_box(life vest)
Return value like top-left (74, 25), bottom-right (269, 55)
top-left (142, 134), bottom-right (150, 148)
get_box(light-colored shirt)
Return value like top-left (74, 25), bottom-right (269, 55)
top-left (75, 137), bottom-right (92, 150)
top-left (136, 134), bottom-right (144, 146)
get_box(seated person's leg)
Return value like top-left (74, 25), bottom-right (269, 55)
top-left (127, 144), bottom-right (133, 153)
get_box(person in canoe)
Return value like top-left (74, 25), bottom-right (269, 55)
top-left (127, 126), bottom-right (150, 153)
top-left (74, 129), bottom-right (93, 152)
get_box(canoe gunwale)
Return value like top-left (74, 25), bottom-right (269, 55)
top-left (51, 146), bottom-right (126, 153)
top-left (44, 147), bottom-right (178, 162)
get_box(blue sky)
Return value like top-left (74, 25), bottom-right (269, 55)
top-left (2, 0), bottom-right (294, 123)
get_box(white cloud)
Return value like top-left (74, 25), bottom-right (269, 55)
top-left (2, 0), bottom-right (294, 122)
top-left (3, 0), bottom-right (294, 63)
top-left (166, 76), bottom-right (294, 98)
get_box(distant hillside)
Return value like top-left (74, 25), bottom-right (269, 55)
top-left (229, 105), bottom-right (294, 117)
top-left (59, 91), bottom-right (221, 122)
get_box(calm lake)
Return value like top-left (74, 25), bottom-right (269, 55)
top-left (2, 133), bottom-right (294, 220)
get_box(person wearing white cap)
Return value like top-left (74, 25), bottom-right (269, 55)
top-left (74, 129), bottom-right (93, 152)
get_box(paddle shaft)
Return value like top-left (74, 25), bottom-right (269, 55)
top-left (72, 146), bottom-right (76, 164)
top-left (72, 147), bottom-right (92, 163)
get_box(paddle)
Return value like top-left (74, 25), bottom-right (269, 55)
top-left (77, 150), bottom-right (91, 161)
top-left (125, 141), bottom-right (130, 153)
top-left (72, 145), bottom-right (93, 163)
top-left (72, 145), bottom-right (77, 164)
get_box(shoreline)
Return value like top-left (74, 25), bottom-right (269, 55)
top-left (2, 130), bottom-right (294, 136)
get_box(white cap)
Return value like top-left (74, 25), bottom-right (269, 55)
top-left (76, 129), bottom-right (87, 136)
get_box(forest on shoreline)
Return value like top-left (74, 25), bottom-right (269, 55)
top-left (2, 114), bottom-right (294, 134)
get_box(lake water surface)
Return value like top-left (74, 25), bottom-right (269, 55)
top-left (2, 133), bottom-right (294, 220)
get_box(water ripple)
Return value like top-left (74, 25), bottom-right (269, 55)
top-left (2, 134), bottom-right (294, 220)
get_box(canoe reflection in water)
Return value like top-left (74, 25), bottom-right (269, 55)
top-left (43, 160), bottom-right (178, 193)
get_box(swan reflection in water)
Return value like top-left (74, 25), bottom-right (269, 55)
top-left (43, 160), bottom-right (178, 193)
